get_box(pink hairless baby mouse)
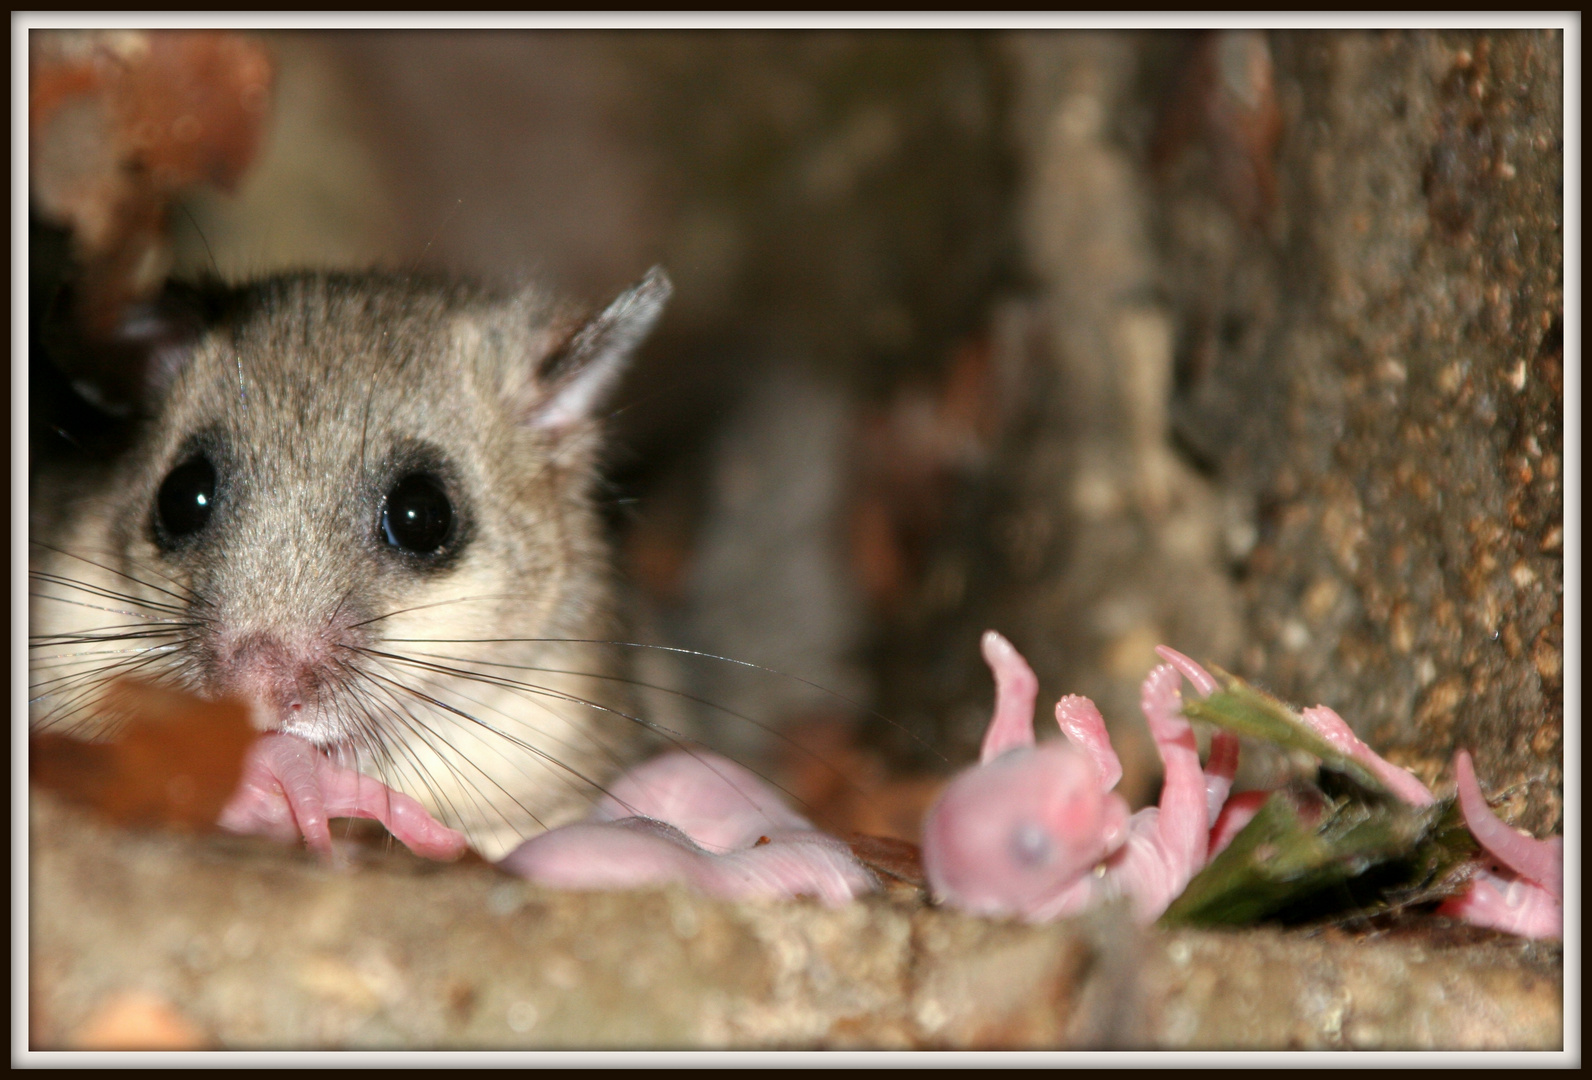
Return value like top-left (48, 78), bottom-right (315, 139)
top-left (921, 631), bottom-right (1563, 939)
top-left (921, 631), bottom-right (1226, 924)
top-left (218, 731), bottom-right (879, 905)
top-left (216, 631), bottom-right (1559, 938)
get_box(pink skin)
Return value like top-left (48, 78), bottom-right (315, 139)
top-left (217, 734), bottom-right (875, 906)
top-left (1151, 646), bottom-right (1243, 827)
top-left (921, 632), bottom-right (1215, 923)
top-left (499, 751), bottom-right (877, 907)
top-left (1298, 704), bottom-right (1437, 807)
top-left (217, 733), bottom-right (470, 861)
top-left (1434, 750), bottom-right (1563, 939)
top-left (1288, 703), bottom-right (1560, 940)
top-left (1206, 789), bottom-right (1273, 859)
top-left (215, 637), bottom-right (1560, 937)
top-left (925, 634), bottom-right (1563, 939)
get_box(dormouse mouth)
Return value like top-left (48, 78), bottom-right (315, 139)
top-left (244, 695), bottom-right (342, 750)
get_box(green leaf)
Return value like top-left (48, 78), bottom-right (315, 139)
top-left (1161, 670), bottom-right (1481, 929)
top-left (1181, 670), bottom-right (1387, 796)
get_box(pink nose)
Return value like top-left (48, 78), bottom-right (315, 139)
top-left (215, 632), bottom-right (328, 727)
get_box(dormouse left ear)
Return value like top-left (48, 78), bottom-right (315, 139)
top-left (530, 266), bottom-right (672, 431)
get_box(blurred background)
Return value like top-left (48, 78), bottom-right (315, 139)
top-left (30, 28), bottom-right (1565, 839)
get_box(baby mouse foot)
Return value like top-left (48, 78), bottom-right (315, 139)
top-left (217, 733), bottom-right (469, 861)
top-left (1150, 646), bottom-right (1240, 825)
top-left (1265, 708), bottom-right (1561, 939)
top-left (1296, 703), bottom-right (1437, 807)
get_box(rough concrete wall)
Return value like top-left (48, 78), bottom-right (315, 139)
top-left (1160, 30), bottom-right (1564, 831)
top-left (872, 32), bottom-right (1245, 799)
top-left (875, 30), bottom-right (1565, 836)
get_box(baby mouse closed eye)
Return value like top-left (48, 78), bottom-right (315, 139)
top-left (31, 266), bottom-right (674, 861)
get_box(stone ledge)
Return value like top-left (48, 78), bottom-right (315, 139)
top-left (26, 792), bottom-right (1562, 1050)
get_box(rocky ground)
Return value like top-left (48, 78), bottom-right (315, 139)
top-left (28, 792), bottom-right (1563, 1052)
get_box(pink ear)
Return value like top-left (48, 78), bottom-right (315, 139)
top-left (978, 631), bottom-right (1039, 763)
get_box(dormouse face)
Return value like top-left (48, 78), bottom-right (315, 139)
top-left (31, 270), bottom-right (670, 855)
top-left (126, 277), bottom-right (561, 731)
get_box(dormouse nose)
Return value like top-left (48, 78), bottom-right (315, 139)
top-left (213, 630), bottom-right (334, 730)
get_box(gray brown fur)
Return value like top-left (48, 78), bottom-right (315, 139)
top-left (30, 269), bottom-right (671, 859)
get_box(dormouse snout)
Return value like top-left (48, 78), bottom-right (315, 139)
top-left (211, 630), bottom-right (343, 732)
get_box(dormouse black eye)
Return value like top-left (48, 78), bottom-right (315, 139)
top-left (381, 473), bottom-right (454, 555)
top-left (155, 454), bottom-right (217, 544)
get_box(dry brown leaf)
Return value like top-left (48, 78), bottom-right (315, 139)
top-left (30, 680), bottom-right (257, 831)
top-left (845, 832), bottom-right (926, 894)
top-left (30, 30), bottom-right (273, 335)
top-left (777, 712), bottom-right (948, 844)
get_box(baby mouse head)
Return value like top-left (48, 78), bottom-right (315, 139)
top-left (922, 742), bottom-right (1131, 919)
top-left (33, 269), bottom-right (670, 849)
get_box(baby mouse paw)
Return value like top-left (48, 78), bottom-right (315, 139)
top-left (217, 733), bottom-right (469, 861)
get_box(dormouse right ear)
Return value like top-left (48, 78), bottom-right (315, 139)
top-left (528, 266), bottom-right (672, 431)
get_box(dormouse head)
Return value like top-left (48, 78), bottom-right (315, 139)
top-left (78, 268), bottom-right (671, 739)
top-left (922, 741), bottom-right (1131, 918)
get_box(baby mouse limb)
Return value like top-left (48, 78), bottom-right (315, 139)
top-left (212, 718), bottom-right (878, 905)
top-left (214, 728), bottom-right (878, 905)
top-left (1191, 669), bottom-right (1560, 938)
top-left (923, 634), bottom-right (1564, 940)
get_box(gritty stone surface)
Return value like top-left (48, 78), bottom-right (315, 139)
top-left (27, 793), bottom-right (1563, 1051)
top-left (1141, 926), bottom-right (1561, 1050)
top-left (878, 31), bottom-right (1563, 835)
top-left (1159, 30), bottom-right (1563, 831)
